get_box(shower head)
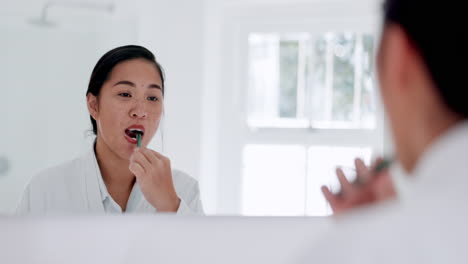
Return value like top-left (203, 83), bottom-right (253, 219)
top-left (29, 18), bottom-right (56, 28)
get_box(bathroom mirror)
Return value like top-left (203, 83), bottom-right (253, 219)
top-left (0, 0), bottom-right (385, 216)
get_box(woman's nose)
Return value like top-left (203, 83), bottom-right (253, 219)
top-left (131, 111), bottom-right (147, 118)
top-left (130, 104), bottom-right (148, 119)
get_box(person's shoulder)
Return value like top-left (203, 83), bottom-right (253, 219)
top-left (294, 201), bottom-right (409, 264)
top-left (171, 169), bottom-right (199, 191)
top-left (29, 154), bottom-right (88, 189)
top-left (171, 169), bottom-right (203, 212)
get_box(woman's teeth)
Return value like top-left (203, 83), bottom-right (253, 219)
top-left (125, 129), bottom-right (144, 139)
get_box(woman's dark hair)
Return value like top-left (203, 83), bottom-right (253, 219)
top-left (86, 45), bottom-right (165, 135)
top-left (383, 0), bottom-right (468, 117)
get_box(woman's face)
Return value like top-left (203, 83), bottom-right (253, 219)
top-left (88, 58), bottom-right (163, 160)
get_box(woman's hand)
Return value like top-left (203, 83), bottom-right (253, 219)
top-left (129, 148), bottom-right (180, 212)
top-left (321, 158), bottom-right (396, 215)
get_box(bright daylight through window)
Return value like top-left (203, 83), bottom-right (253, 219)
top-left (242, 32), bottom-right (377, 216)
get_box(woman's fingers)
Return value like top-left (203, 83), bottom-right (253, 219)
top-left (323, 157), bottom-right (396, 215)
top-left (149, 149), bottom-right (170, 164)
top-left (336, 168), bottom-right (354, 195)
top-left (321, 186), bottom-right (339, 211)
top-left (355, 158), bottom-right (370, 182)
top-left (148, 150), bottom-right (171, 171)
top-left (131, 150), bottom-right (152, 171)
top-left (138, 148), bottom-right (154, 164)
top-left (129, 161), bottom-right (145, 177)
top-left (130, 148), bottom-right (178, 212)
top-left (132, 148), bottom-right (172, 183)
top-left (134, 148), bottom-right (167, 167)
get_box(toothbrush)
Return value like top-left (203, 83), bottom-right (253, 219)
top-left (137, 133), bottom-right (142, 148)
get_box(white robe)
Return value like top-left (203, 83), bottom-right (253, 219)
top-left (16, 148), bottom-right (204, 215)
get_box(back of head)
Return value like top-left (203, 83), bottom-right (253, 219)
top-left (383, 0), bottom-right (468, 118)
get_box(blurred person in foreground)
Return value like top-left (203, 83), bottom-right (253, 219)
top-left (298, 0), bottom-right (468, 262)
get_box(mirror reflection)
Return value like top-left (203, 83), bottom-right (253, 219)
top-left (0, 0), bottom-right (386, 216)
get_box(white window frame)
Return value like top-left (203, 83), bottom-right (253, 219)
top-left (215, 0), bottom-right (386, 215)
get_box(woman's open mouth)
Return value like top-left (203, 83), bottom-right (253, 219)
top-left (124, 125), bottom-right (145, 144)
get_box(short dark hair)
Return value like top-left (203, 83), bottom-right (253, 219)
top-left (86, 45), bottom-right (165, 135)
top-left (383, 0), bottom-right (468, 117)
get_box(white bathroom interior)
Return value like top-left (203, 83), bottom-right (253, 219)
top-left (0, 0), bottom-right (387, 216)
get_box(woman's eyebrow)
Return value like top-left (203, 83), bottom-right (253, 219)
top-left (148, 84), bottom-right (162, 90)
top-left (113, 80), bottom-right (135, 87)
top-left (113, 80), bottom-right (161, 90)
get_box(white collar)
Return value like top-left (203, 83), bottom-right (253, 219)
top-left (409, 121), bottom-right (468, 197)
top-left (88, 145), bottom-right (109, 202)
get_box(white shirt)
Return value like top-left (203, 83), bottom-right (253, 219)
top-left (296, 121), bottom-right (468, 263)
top-left (16, 147), bottom-right (204, 215)
top-left (94, 163), bottom-right (148, 214)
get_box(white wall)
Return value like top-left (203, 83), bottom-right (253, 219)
top-left (0, 0), bottom-right (206, 214)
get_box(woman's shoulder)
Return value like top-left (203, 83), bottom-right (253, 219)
top-left (17, 153), bottom-right (92, 214)
top-left (29, 154), bottom-right (89, 188)
top-left (171, 169), bottom-right (200, 192)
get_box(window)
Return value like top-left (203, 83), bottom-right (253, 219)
top-left (241, 32), bottom-right (380, 216)
top-left (247, 32), bottom-right (376, 129)
top-left (212, 1), bottom-right (384, 216)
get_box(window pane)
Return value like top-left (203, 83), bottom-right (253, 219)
top-left (242, 145), bottom-right (306, 216)
top-left (307, 36), bottom-right (327, 125)
top-left (306, 146), bottom-right (372, 216)
top-left (309, 32), bottom-right (376, 129)
top-left (332, 33), bottom-right (356, 122)
top-left (360, 35), bottom-right (376, 127)
top-left (279, 41), bottom-right (299, 118)
top-left (248, 33), bottom-right (280, 124)
top-left (247, 33), bottom-right (309, 127)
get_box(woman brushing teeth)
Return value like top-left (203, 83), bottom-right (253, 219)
top-left (16, 45), bottom-right (204, 215)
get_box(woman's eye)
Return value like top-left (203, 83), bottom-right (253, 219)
top-left (147, 96), bottom-right (159, 102)
top-left (118, 93), bottom-right (131, 97)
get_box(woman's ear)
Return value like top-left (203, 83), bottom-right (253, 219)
top-left (87, 93), bottom-right (99, 120)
